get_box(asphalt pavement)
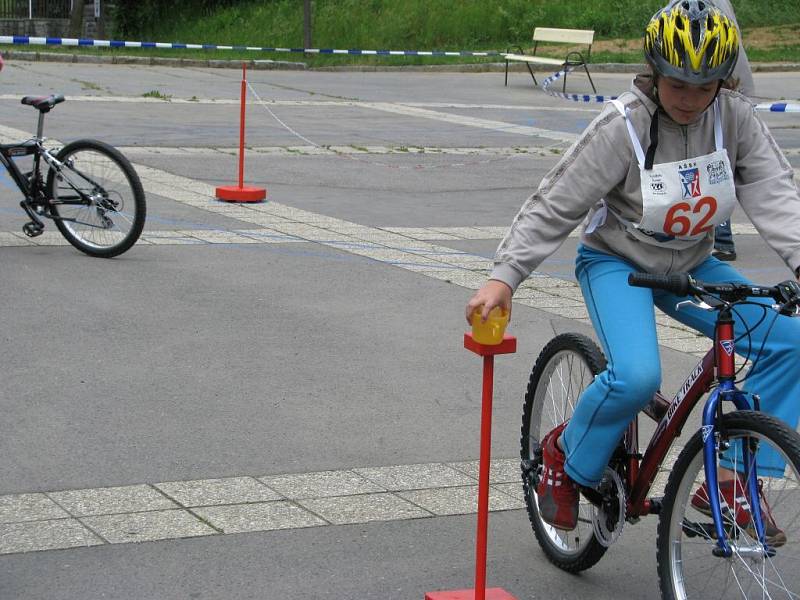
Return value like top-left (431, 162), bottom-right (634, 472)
top-left (0, 58), bottom-right (798, 600)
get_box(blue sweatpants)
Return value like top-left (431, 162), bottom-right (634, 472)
top-left (561, 245), bottom-right (800, 486)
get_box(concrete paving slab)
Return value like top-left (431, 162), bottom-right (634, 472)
top-left (398, 485), bottom-right (524, 516)
top-left (0, 519), bottom-right (102, 555)
top-left (491, 483), bottom-right (525, 502)
top-left (48, 485), bottom-right (179, 517)
top-left (154, 477), bottom-right (282, 507)
top-left (354, 463), bottom-right (476, 491)
top-left (81, 510), bottom-right (216, 544)
top-left (297, 493), bottom-right (431, 525)
top-left (0, 232), bottom-right (33, 246)
top-left (0, 494), bottom-right (69, 524)
top-left (447, 458), bottom-right (521, 484)
top-left (260, 470), bottom-right (386, 499)
top-left (194, 501), bottom-right (326, 534)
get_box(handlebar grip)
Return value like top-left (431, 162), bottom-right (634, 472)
top-left (628, 272), bottom-right (691, 296)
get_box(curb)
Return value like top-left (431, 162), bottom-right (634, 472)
top-left (1, 50), bottom-right (799, 74)
top-left (2, 50), bottom-right (307, 70)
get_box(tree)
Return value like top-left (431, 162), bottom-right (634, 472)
top-left (69, 0), bottom-right (86, 38)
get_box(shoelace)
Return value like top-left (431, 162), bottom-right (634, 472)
top-left (756, 478), bottom-right (779, 527)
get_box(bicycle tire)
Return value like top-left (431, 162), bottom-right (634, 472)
top-left (520, 332), bottom-right (609, 572)
top-left (657, 411), bottom-right (800, 599)
top-left (46, 139), bottom-right (146, 258)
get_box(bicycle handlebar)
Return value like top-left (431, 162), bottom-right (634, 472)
top-left (628, 272), bottom-right (800, 316)
top-left (628, 272), bottom-right (692, 296)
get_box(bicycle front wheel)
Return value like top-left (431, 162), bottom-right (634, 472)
top-left (521, 332), bottom-right (608, 572)
top-left (657, 411), bottom-right (800, 599)
top-left (47, 139), bottom-right (146, 258)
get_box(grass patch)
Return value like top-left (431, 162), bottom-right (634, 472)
top-left (142, 89), bottom-right (172, 100)
top-left (1, 3), bottom-right (798, 67)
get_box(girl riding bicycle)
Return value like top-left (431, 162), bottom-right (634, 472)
top-left (466, 0), bottom-right (800, 536)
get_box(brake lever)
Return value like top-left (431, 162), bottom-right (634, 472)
top-left (677, 299), bottom-right (715, 312)
top-left (676, 293), bottom-right (726, 313)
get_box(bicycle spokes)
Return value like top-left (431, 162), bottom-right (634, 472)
top-left (660, 415), bottom-right (800, 599)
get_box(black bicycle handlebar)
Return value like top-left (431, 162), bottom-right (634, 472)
top-left (628, 273), bottom-right (691, 296)
top-left (628, 272), bottom-right (800, 316)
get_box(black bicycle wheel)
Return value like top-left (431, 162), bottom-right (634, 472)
top-left (47, 139), bottom-right (146, 258)
top-left (520, 332), bottom-right (609, 572)
top-left (657, 411), bottom-right (800, 599)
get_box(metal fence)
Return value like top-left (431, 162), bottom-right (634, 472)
top-left (0, 0), bottom-right (72, 19)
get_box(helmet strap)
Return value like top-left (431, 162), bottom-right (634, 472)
top-left (644, 110), bottom-right (659, 170)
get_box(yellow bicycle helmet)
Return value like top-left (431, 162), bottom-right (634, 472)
top-left (644, 0), bottom-right (739, 84)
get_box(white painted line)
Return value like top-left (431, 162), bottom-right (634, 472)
top-left (361, 102), bottom-right (579, 142)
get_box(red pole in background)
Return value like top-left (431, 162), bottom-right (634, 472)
top-left (216, 62), bottom-right (267, 203)
top-left (237, 62), bottom-right (247, 189)
top-left (425, 333), bottom-right (518, 600)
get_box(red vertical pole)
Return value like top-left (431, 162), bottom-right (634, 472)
top-left (425, 333), bottom-right (517, 600)
top-left (237, 62), bottom-right (247, 189)
top-left (215, 62), bottom-right (266, 203)
top-left (474, 354), bottom-right (495, 600)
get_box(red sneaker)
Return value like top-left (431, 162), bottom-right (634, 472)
top-left (691, 477), bottom-right (786, 547)
top-left (536, 422), bottom-right (579, 530)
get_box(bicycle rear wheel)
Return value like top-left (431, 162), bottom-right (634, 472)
top-left (47, 139), bottom-right (145, 258)
top-left (520, 332), bottom-right (608, 572)
top-left (657, 411), bottom-right (800, 599)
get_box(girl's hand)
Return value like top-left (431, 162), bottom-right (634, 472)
top-left (465, 280), bottom-right (512, 325)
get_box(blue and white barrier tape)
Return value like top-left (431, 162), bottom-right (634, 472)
top-left (541, 67), bottom-right (618, 103)
top-left (543, 67), bottom-right (800, 113)
top-left (4, 34), bottom-right (799, 112)
top-left (755, 102), bottom-right (800, 113)
top-left (0, 35), bottom-right (500, 57)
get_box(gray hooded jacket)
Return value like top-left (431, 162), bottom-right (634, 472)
top-left (491, 76), bottom-right (800, 291)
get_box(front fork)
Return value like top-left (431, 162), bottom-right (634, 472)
top-left (702, 310), bottom-right (770, 557)
top-left (702, 391), bottom-right (770, 558)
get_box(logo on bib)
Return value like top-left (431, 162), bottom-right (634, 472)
top-left (706, 160), bottom-right (729, 185)
top-left (679, 167), bottom-right (701, 199)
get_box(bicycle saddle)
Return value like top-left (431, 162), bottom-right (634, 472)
top-left (21, 94), bottom-right (65, 113)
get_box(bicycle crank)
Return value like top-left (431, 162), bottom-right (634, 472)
top-left (591, 467), bottom-right (626, 547)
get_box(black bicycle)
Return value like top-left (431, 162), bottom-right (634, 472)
top-left (1, 94), bottom-right (146, 258)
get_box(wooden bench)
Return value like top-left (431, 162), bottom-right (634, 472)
top-left (504, 27), bottom-right (596, 93)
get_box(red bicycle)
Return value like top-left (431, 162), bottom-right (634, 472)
top-left (521, 273), bottom-right (800, 599)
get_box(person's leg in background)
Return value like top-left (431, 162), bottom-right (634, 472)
top-left (713, 220), bottom-right (736, 261)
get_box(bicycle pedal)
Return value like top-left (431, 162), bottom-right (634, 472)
top-left (22, 222), bottom-right (44, 237)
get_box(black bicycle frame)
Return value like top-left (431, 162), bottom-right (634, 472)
top-left (0, 140), bottom-right (41, 202)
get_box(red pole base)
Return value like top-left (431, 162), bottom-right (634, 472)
top-left (215, 185), bottom-right (267, 203)
top-left (425, 588), bottom-right (519, 600)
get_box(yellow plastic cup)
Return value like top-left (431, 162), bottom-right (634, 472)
top-left (471, 306), bottom-right (509, 345)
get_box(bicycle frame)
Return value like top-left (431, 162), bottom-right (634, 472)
top-left (1, 135), bottom-right (106, 233)
top-left (0, 108), bottom-right (52, 200)
top-left (0, 139), bottom-right (44, 202)
top-left (622, 305), bottom-right (772, 555)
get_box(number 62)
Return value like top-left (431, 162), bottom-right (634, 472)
top-left (663, 197), bottom-right (718, 236)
